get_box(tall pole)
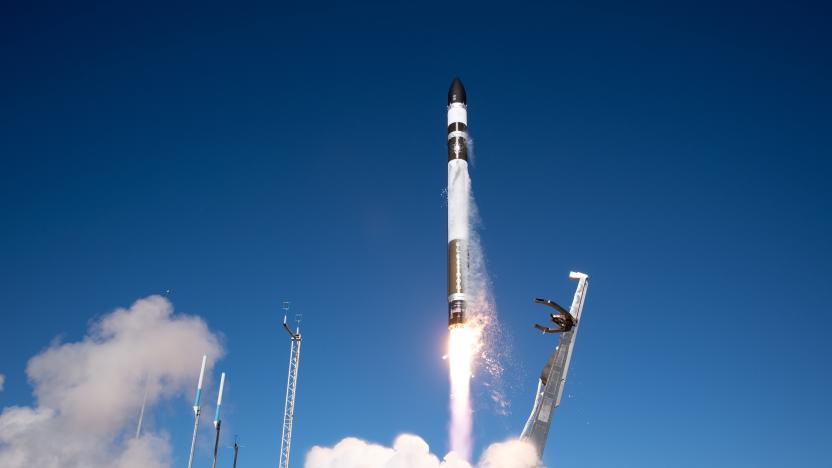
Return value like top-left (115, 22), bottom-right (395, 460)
top-left (278, 304), bottom-right (302, 468)
top-left (212, 421), bottom-right (221, 468)
top-left (232, 436), bottom-right (240, 468)
top-left (211, 372), bottom-right (226, 468)
top-left (187, 355), bottom-right (207, 468)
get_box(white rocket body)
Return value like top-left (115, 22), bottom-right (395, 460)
top-left (447, 78), bottom-right (470, 329)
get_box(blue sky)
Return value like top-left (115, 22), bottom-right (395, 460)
top-left (1, 1), bottom-right (831, 467)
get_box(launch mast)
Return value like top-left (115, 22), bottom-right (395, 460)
top-left (521, 272), bottom-right (589, 460)
top-left (278, 302), bottom-right (302, 468)
top-left (211, 372), bottom-right (226, 468)
top-left (187, 355), bottom-right (208, 468)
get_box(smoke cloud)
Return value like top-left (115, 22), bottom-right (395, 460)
top-left (0, 374), bottom-right (5, 392)
top-left (477, 440), bottom-right (539, 468)
top-left (304, 435), bottom-right (538, 468)
top-left (0, 295), bottom-right (223, 468)
top-left (465, 179), bottom-right (514, 417)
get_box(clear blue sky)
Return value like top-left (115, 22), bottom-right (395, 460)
top-left (2, 1), bottom-right (830, 467)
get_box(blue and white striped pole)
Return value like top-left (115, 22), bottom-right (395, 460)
top-left (187, 355), bottom-right (207, 468)
top-left (214, 372), bottom-right (225, 427)
top-left (211, 372), bottom-right (226, 468)
top-left (194, 355), bottom-right (207, 414)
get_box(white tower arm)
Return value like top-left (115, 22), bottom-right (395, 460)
top-left (521, 272), bottom-right (589, 461)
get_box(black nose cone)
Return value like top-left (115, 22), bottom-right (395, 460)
top-left (448, 78), bottom-right (467, 105)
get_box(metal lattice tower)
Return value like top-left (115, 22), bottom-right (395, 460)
top-left (278, 302), bottom-right (302, 468)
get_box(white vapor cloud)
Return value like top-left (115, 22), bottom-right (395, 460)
top-left (477, 439), bottom-right (539, 468)
top-left (0, 374), bottom-right (5, 392)
top-left (304, 435), bottom-right (538, 468)
top-left (0, 295), bottom-right (223, 468)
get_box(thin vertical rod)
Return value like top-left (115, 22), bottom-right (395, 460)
top-left (135, 377), bottom-right (148, 438)
top-left (211, 372), bottom-right (226, 468)
top-left (187, 407), bottom-right (200, 468)
top-left (187, 355), bottom-right (207, 468)
top-left (211, 421), bottom-right (222, 468)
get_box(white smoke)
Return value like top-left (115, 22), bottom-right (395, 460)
top-left (445, 131), bottom-right (514, 459)
top-left (0, 374), bottom-right (5, 392)
top-left (465, 175), bottom-right (514, 417)
top-left (477, 440), bottom-right (539, 468)
top-left (0, 295), bottom-right (223, 468)
top-left (305, 435), bottom-right (538, 468)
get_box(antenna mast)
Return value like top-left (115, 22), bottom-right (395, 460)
top-left (211, 372), bottom-right (226, 468)
top-left (232, 436), bottom-right (240, 468)
top-left (187, 355), bottom-right (208, 468)
top-left (278, 301), bottom-right (302, 468)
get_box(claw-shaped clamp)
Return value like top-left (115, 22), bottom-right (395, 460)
top-left (533, 298), bottom-right (576, 333)
top-left (283, 316), bottom-right (301, 341)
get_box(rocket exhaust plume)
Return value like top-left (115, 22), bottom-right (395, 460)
top-left (448, 327), bottom-right (474, 460)
top-left (446, 77), bottom-right (474, 460)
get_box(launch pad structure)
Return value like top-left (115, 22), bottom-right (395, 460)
top-left (521, 271), bottom-right (589, 460)
top-left (442, 78), bottom-right (591, 462)
top-left (278, 302), bottom-right (302, 468)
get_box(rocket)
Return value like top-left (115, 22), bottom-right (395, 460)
top-left (447, 78), bottom-right (469, 329)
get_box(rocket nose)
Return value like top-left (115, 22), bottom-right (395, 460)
top-left (448, 78), bottom-right (466, 105)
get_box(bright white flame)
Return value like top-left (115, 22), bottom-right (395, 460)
top-left (448, 326), bottom-right (474, 461)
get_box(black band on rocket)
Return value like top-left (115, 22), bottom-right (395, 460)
top-left (447, 136), bottom-right (468, 162)
top-left (447, 122), bottom-right (468, 134)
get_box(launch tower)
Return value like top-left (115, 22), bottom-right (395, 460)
top-left (521, 272), bottom-right (589, 459)
top-left (278, 302), bottom-right (302, 468)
